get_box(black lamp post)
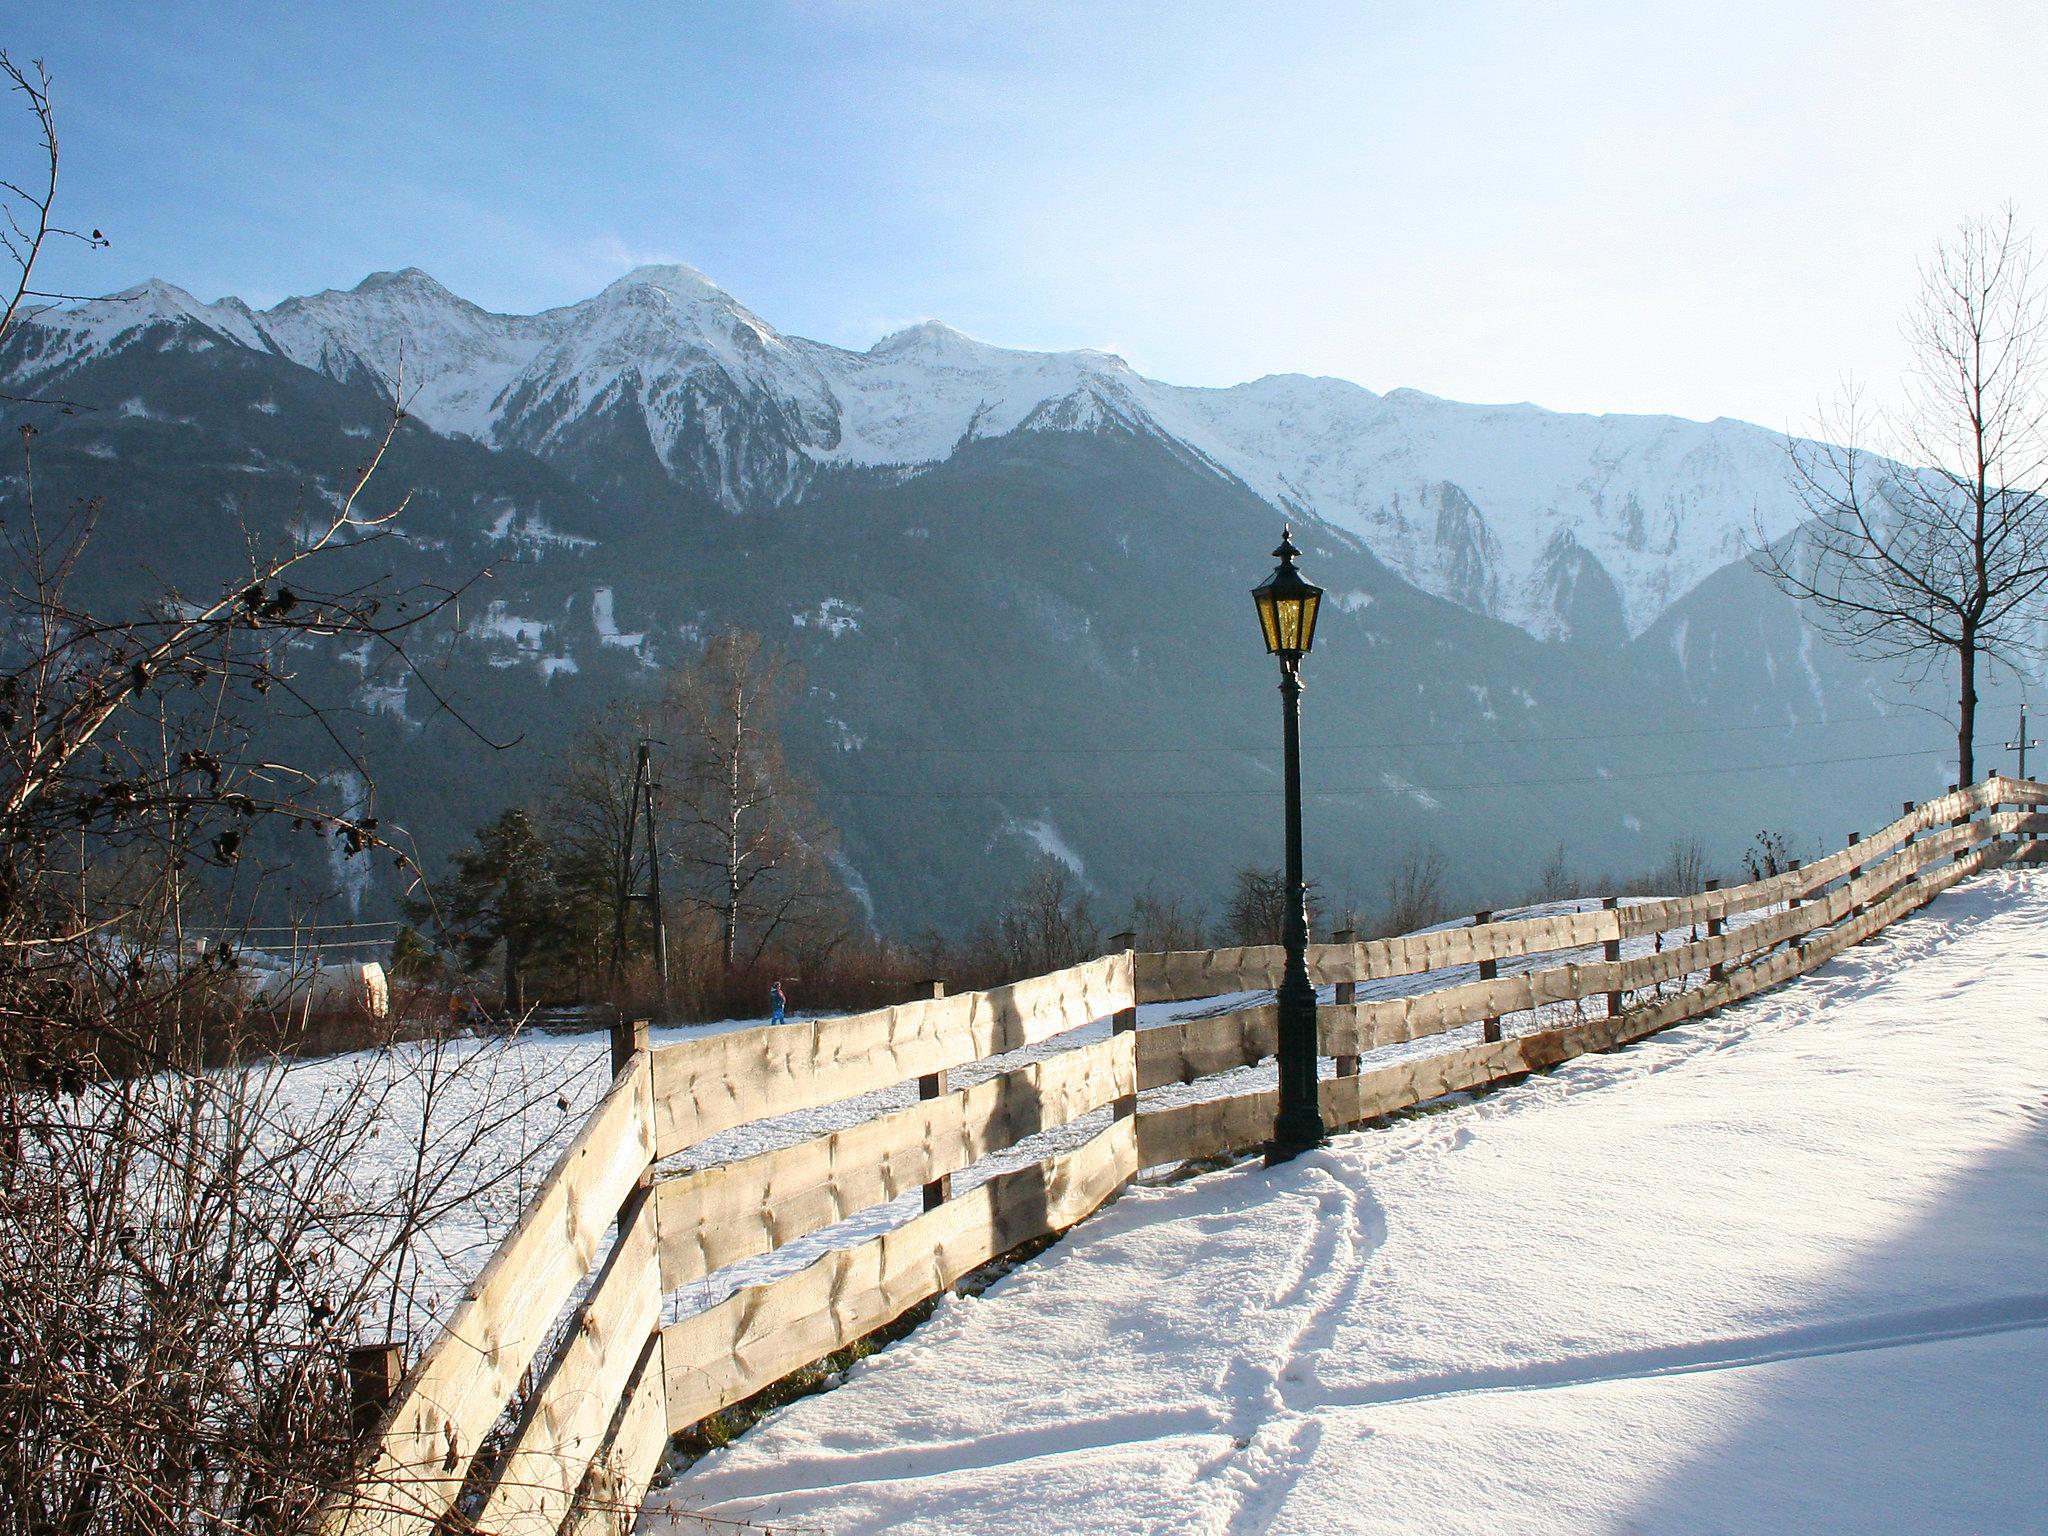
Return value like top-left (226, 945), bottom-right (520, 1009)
top-left (1251, 527), bottom-right (1327, 1163)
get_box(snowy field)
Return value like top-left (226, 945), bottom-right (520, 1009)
top-left (640, 868), bottom-right (2048, 1535)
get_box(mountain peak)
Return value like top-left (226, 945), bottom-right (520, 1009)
top-left (106, 277), bottom-right (204, 309)
top-left (602, 263), bottom-right (726, 299)
top-left (871, 319), bottom-right (979, 356)
top-left (352, 267), bottom-right (455, 298)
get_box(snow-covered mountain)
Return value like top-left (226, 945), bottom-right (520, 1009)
top-left (17, 266), bottom-right (1806, 643)
top-left (3, 264), bottom-right (1990, 935)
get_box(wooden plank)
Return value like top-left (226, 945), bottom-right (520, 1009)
top-left (1135, 1089), bottom-right (1276, 1166)
top-left (658, 1119), bottom-right (1140, 1435)
top-left (1135, 1005), bottom-right (1276, 1090)
top-left (557, 1335), bottom-right (671, 1536)
top-left (654, 1031), bottom-right (1135, 1293)
top-left (323, 1053), bottom-right (657, 1536)
top-left (1134, 909), bottom-right (1620, 1002)
top-left (470, 1191), bottom-right (664, 1536)
top-left (650, 952), bottom-right (1133, 1158)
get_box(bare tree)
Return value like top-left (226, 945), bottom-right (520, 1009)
top-left (1221, 865), bottom-right (1323, 946)
top-left (0, 54), bottom-right (108, 363)
top-left (656, 628), bottom-right (839, 973)
top-left (983, 856), bottom-right (1100, 979)
top-left (542, 716), bottom-right (641, 995)
top-left (1528, 842), bottom-right (1580, 905)
top-left (1380, 845), bottom-right (1448, 937)
top-left (1757, 209), bottom-right (2048, 783)
top-left (1125, 883), bottom-right (1207, 951)
top-left (0, 62), bottom-right (577, 1530)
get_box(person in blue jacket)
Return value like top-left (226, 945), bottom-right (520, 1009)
top-left (769, 979), bottom-right (787, 1025)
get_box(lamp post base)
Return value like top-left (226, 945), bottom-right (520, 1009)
top-left (1263, 1109), bottom-right (1327, 1167)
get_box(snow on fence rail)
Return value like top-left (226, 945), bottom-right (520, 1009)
top-left (323, 775), bottom-right (2048, 1536)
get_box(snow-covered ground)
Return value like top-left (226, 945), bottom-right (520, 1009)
top-left (642, 868), bottom-right (2048, 1534)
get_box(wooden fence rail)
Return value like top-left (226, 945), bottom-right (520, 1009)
top-left (325, 775), bottom-right (2048, 1536)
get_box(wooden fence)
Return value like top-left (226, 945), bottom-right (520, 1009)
top-left (324, 775), bottom-right (2048, 1535)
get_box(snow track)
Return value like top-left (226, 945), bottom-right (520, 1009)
top-left (643, 870), bottom-right (2048, 1534)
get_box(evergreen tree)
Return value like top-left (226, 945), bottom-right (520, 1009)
top-left (437, 808), bottom-right (564, 1014)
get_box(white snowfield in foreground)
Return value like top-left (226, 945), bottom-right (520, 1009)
top-left (645, 870), bottom-right (2048, 1535)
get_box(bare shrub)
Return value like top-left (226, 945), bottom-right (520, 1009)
top-left (0, 61), bottom-right (569, 1530)
top-left (1528, 842), bottom-right (1582, 905)
top-left (1221, 865), bottom-right (1323, 946)
top-left (1126, 884), bottom-right (1208, 951)
top-left (1380, 846), bottom-right (1448, 937)
top-left (1743, 830), bottom-right (1797, 881)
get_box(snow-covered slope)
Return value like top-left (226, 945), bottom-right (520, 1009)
top-left (646, 868), bottom-right (2048, 1535)
top-left (19, 266), bottom-right (1810, 640)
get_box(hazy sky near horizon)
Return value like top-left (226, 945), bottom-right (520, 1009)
top-left (13, 1), bottom-right (2047, 433)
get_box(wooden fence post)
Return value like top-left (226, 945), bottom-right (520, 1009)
top-left (920, 981), bottom-right (951, 1211)
top-left (1329, 928), bottom-right (1359, 1075)
top-left (1473, 910), bottom-right (1501, 1043)
top-left (1847, 833), bottom-right (1861, 914)
top-left (1705, 879), bottom-right (1724, 982)
top-left (1601, 896), bottom-right (1622, 1017)
top-left (346, 1340), bottom-right (405, 1441)
top-left (1108, 934), bottom-right (1140, 1120)
top-left (610, 1017), bottom-right (652, 1235)
top-left (609, 1015), bottom-right (649, 1080)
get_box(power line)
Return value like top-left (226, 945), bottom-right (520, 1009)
top-left (808, 744), bottom-right (1956, 801)
top-left (786, 711), bottom-right (1903, 758)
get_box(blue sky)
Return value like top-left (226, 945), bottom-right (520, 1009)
top-left (12, 1), bottom-right (2048, 430)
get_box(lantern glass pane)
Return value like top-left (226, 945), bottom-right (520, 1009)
top-left (1255, 592), bottom-right (1280, 653)
top-left (1298, 590), bottom-right (1321, 652)
top-left (1276, 597), bottom-right (1303, 651)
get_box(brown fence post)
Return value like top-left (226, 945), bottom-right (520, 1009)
top-left (1847, 833), bottom-right (1862, 914)
top-left (1473, 910), bottom-right (1501, 1043)
top-left (347, 1340), bottom-right (406, 1441)
top-left (609, 1015), bottom-right (649, 1080)
top-left (610, 1017), bottom-right (652, 1232)
top-left (1329, 927), bottom-right (1359, 1075)
top-left (1706, 879), bottom-right (1724, 982)
top-left (1601, 895), bottom-right (1622, 1017)
top-left (1107, 934), bottom-right (1140, 1120)
top-left (920, 981), bottom-right (951, 1211)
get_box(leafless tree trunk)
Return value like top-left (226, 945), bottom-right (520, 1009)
top-left (1756, 208), bottom-right (2048, 784)
top-left (657, 628), bottom-right (839, 975)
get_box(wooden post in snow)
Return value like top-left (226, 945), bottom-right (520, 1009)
top-left (1473, 911), bottom-right (1501, 1043)
top-left (1108, 934), bottom-right (1140, 1119)
top-left (609, 1017), bottom-right (654, 1233)
top-left (1602, 895), bottom-right (1622, 1017)
top-left (1705, 879), bottom-right (1724, 982)
top-left (920, 981), bottom-right (951, 1211)
top-left (1330, 928), bottom-right (1359, 1076)
top-left (346, 1341), bottom-right (406, 1441)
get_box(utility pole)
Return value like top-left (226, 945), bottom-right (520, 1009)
top-left (2007, 706), bottom-right (2041, 781)
top-left (610, 738), bottom-right (672, 1020)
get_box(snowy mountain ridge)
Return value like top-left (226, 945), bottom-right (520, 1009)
top-left (21, 266), bottom-right (1811, 642)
